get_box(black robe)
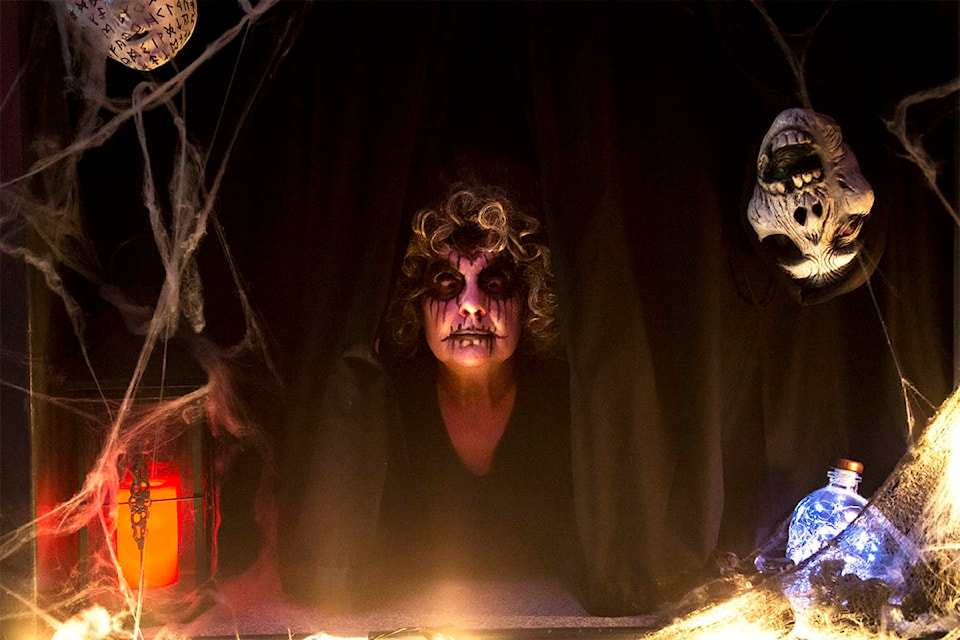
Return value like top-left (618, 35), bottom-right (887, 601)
top-left (376, 353), bottom-right (580, 594)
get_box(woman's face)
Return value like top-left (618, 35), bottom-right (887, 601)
top-left (421, 249), bottom-right (522, 370)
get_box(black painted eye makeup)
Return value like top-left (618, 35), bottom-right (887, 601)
top-left (479, 263), bottom-right (516, 299)
top-left (426, 264), bottom-right (464, 301)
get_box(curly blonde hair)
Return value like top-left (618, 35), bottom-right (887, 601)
top-left (389, 185), bottom-right (560, 357)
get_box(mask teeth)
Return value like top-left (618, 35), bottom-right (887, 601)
top-left (772, 128), bottom-right (812, 152)
top-left (788, 168), bottom-right (823, 190)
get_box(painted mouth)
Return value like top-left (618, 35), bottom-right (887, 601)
top-left (441, 328), bottom-right (506, 349)
top-left (442, 330), bottom-right (498, 342)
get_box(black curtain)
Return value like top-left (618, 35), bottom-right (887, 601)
top-left (57, 0), bottom-right (957, 618)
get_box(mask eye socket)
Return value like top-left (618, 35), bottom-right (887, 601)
top-left (479, 264), bottom-right (516, 299)
top-left (426, 268), bottom-right (464, 301)
top-left (761, 234), bottom-right (804, 267)
top-left (835, 216), bottom-right (864, 244)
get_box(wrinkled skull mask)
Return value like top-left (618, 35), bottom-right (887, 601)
top-left (747, 108), bottom-right (875, 292)
top-left (63, 0), bottom-right (198, 71)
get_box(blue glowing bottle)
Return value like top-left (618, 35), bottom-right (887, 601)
top-left (786, 458), bottom-right (867, 567)
top-left (782, 458), bottom-right (915, 623)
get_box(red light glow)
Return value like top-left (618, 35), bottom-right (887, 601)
top-left (115, 469), bottom-right (180, 589)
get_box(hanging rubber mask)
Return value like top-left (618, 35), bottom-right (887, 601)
top-left (747, 108), bottom-right (875, 297)
top-left (63, 0), bottom-right (198, 71)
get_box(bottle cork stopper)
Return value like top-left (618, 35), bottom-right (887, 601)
top-left (833, 458), bottom-right (864, 474)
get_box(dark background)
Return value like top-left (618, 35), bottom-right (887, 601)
top-left (6, 0), bottom-right (958, 618)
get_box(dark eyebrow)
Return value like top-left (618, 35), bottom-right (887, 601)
top-left (480, 256), bottom-right (516, 272)
top-left (425, 257), bottom-right (461, 275)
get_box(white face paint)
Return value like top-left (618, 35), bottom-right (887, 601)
top-left (747, 108), bottom-right (875, 288)
top-left (64, 0), bottom-right (198, 71)
top-left (421, 250), bottom-right (522, 371)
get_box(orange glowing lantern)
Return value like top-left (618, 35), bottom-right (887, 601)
top-left (37, 386), bottom-right (214, 601)
top-left (115, 458), bottom-right (181, 589)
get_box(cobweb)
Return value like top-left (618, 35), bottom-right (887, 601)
top-left (643, 381), bottom-right (960, 640)
top-left (1, 0), bottom-right (292, 637)
top-left (0, 1), bottom-right (957, 639)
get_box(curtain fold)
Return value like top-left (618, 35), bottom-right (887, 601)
top-left (523, 4), bottom-right (690, 614)
top-left (212, 2), bottom-right (446, 607)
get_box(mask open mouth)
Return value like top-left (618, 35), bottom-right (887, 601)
top-left (759, 130), bottom-right (825, 195)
